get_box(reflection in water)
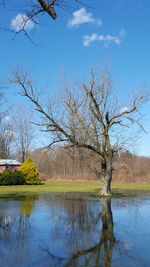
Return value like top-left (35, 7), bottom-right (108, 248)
top-left (20, 195), bottom-right (38, 218)
top-left (0, 195), bottom-right (149, 266)
top-left (65, 198), bottom-right (115, 267)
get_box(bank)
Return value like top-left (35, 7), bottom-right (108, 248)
top-left (0, 181), bottom-right (150, 197)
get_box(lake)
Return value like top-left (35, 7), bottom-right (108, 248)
top-left (0, 193), bottom-right (150, 267)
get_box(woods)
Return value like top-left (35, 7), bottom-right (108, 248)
top-left (29, 148), bottom-right (150, 184)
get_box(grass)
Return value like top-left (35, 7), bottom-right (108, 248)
top-left (0, 181), bottom-right (150, 198)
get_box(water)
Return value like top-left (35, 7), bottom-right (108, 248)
top-left (0, 194), bottom-right (150, 267)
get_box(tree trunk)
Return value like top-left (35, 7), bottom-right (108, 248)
top-left (100, 155), bottom-right (113, 196)
top-left (100, 198), bottom-right (116, 266)
top-left (22, 150), bottom-right (25, 163)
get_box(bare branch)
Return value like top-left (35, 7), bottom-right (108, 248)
top-left (11, 66), bottom-right (148, 195)
top-left (37, 0), bottom-right (57, 19)
top-left (43, 139), bottom-right (69, 149)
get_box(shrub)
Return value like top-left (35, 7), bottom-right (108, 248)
top-left (0, 170), bottom-right (26, 185)
top-left (19, 157), bottom-right (41, 185)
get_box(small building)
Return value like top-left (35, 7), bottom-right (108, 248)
top-left (0, 159), bottom-right (21, 173)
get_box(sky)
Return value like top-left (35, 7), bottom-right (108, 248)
top-left (0, 0), bottom-right (150, 156)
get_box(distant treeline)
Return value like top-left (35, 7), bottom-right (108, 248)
top-left (23, 147), bottom-right (150, 183)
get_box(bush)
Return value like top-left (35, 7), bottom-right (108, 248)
top-left (0, 170), bottom-right (26, 185)
top-left (19, 157), bottom-right (41, 185)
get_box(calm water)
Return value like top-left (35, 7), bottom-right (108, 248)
top-left (0, 194), bottom-right (150, 267)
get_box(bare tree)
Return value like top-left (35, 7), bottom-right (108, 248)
top-left (0, 89), bottom-right (5, 124)
top-left (0, 127), bottom-right (13, 159)
top-left (0, 116), bottom-right (13, 159)
top-left (11, 67), bottom-right (147, 195)
top-left (12, 104), bottom-right (34, 163)
top-left (0, 89), bottom-right (13, 159)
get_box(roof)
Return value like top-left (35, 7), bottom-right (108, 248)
top-left (0, 159), bottom-right (22, 166)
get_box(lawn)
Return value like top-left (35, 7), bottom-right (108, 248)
top-left (0, 181), bottom-right (150, 197)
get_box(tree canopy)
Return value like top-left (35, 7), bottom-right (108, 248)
top-left (12, 67), bottom-right (147, 195)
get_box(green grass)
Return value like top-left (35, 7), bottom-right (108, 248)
top-left (112, 183), bottom-right (150, 190)
top-left (0, 181), bottom-right (150, 198)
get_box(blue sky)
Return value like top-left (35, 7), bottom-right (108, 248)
top-left (1, 0), bottom-right (150, 156)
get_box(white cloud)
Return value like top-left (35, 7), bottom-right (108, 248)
top-left (68, 8), bottom-right (102, 27)
top-left (83, 33), bottom-right (121, 47)
top-left (11, 14), bottom-right (35, 32)
top-left (120, 106), bottom-right (129, 113)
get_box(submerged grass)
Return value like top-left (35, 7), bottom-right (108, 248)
top-left (0, 181), bottom-right (150, 198)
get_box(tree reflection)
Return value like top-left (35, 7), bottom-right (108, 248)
top-left (0, 195), bottom-right (147, 266)
top-left (0, 196), bottom-right (37, 245)
top-left (20, 195), bottom-right (38, 218)
top-left (15, 195), bottom-right (38, 244)
top-left (42, 196), bottom-right (116, 267)
top-left (42, 196), bottom-right (146, 267)
top-left (0, 196), bottom-right (38, 266)
top-left (65, 198), bottom-right (115, 267)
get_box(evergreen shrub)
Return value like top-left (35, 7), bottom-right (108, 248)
top-left (19, 157), bottom-right (41, 185)
top-left (0, 170), bottom-right (26, 185)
